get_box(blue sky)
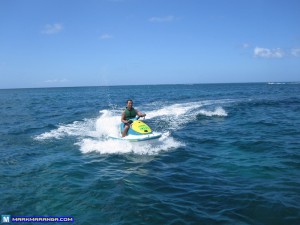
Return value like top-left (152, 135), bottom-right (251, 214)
top-left (0, 0), bottom-right (300, 88)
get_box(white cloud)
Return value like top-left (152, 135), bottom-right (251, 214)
top-left (100, 33), bottom-right (113, 40)
top-left (254, 47), bottom-right (284, 58)
top-left (149, 15), bottom-right (176, 23)
top-left (291, 48), bottom-right (300, 57)
top-left (42, 23), bottom-right (63, 34)
top-left (45, 78), bottom-right (68, 83)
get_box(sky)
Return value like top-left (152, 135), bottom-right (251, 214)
top-left (0, 0), bottom-right (300, 89)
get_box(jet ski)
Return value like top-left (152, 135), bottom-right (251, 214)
top-left (110, 116), bottom-right (162, 142)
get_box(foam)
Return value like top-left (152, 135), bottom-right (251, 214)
top-left (146, 102), bottom-right (202, 119)
top-left (77, 132), bottom-right (182, 155)
top-left (147, 101), bottom-right (228, 130)
top-left (198, 107), bottom-right (228, 117)
top-left (34, 119), bottom-right (98, 140)
top-left (95, 110), bottom-right (120, 137)
top-left (268, 82), bottom-right (286, 85)
top-left (34, 100), bottom-right (229, 154)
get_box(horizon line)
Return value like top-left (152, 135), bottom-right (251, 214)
top-left (1, 81), bottom-right (299, 90)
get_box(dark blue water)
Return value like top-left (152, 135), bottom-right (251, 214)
top-left (1, 83), bottom-right (300, 224)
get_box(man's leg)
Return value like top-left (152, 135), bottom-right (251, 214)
top-left (122, 124), bottom-right (130, 137)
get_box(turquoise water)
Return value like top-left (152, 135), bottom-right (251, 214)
top-left (1, 83), bottom-right (300, 224)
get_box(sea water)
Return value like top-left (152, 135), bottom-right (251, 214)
top-left (0, 83), bottom-right (299, 224)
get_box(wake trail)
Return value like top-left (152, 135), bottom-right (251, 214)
top-left (34, 99), bottom-right (231, 154)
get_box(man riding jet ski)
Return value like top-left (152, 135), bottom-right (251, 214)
top-left (121, 99), bottom-right (146, 137)
top-left (118, 99), bottom-right (161, 142)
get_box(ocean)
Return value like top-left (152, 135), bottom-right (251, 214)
top-left (1, 83), bottom-right (299, 225)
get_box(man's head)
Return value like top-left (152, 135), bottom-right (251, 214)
top-left (126, 99), bottom-right (133, 109)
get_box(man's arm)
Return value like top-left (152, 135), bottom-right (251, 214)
top-left (121, 111), bottom-right (128, 123)
top-left (136, 110), bottom-right (146, 117)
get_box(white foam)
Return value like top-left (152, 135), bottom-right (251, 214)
top-left (268, 82), bottom-right (286, 85)
top-left (198, 107), bottom-right (228, 117)
top-left (77, 132), bottom-right (182, 155)
top-left (147, 102), bottom-right (228, 130)
top-left (95, 110), bottom-right (120, 137)
top-left (146, 102), bottom-right (201, 119)
top-left (34, 119), bottom-right (98, 140)
top-left (35, 99), bottom-right (229, 154)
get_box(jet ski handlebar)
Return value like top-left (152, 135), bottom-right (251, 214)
top-left (136, 116), bottom-right (145, 120)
